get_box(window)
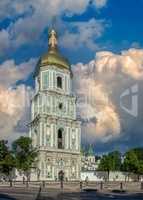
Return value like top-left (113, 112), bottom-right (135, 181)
top-left (42, 71), bottom-right (49, 89)
top-left (57, 76), bottom-right (62, 89)
top-left (58, 128), bottom-right (64, 149)
top-left (59, 103), bottom-right (63, 110)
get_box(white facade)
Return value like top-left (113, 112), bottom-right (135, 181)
top-left (29, 30), bottom-right (81, 181)
top-left (81, 171), bottom-right (141, 182)
top-left (81, 155), bottom-right (100, 171)
top-left (81, 145), bottom-right (100, 171)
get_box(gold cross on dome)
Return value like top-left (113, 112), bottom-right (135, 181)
top-left (49, 29), bottom-right (58, 48)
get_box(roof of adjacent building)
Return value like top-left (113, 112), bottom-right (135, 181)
top-left (88, 144), bottom-right (94, 156)
top-left (81, 144), bottom-right (95, 156)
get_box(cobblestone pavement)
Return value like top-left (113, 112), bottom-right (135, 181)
top-left (0, 187), bottom-right (38, 200)
top-left (0, 185), bottom-right (143, 200)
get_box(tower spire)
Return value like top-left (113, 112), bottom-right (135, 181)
top-left (48, 16), bottom-right (58, 49)
top-left (48, 29), bottom-right (58, 49)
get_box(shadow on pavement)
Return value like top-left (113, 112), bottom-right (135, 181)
top-left (112, 189), bottom-right (126, 193)
top-left (37, 195), bottom-right (54, 200)
top-left (83, 188), bottom-right (98, 192)
top-left (0, 193), bottom-right (16, 200)
top-left (56, 191), bottom-right (143, 200)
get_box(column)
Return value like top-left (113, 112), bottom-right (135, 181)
top-left (51, 70), bottom-right (53, 89)
top-left (42, 122), bottom-right (45, 146)
top-left (53, 71), bottom-right (56, 89)
top-left (54, 124), bottom-right (57, 148)
top-left (65, 75), bottom-right (67, 94)
top-left (29, 126), bottom-right (32, 138)
top-left (52, 166), bottom-right (54, 180)
top-left (76, 128), bottom-right (78, 151)
top-left (68, 76), bottom-right (71, 93)
top-left (65, 127), bottom-right (69, 149)
top-left (49, 71), bottom-right (51, 89)
top-left (70, 128), bottom-right (72, 149)
top-left (51, 124), bottom-right (54, 148)
top-left (40, 122), bottom-right (42, 146)
top-left (31, 101), bottom-right (34, 120)
top-left (44, 123), bottom-right (46, 146)
top-left (78, 127), bottom-right (81, 151)
top-left (67, 76), bottom-right (69, 94)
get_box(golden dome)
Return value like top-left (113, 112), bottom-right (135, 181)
top-left (34, 29), bottom-right (70, 77)
top-left (40, 46), bottom-right (70, 69)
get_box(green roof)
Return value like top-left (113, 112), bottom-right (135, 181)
top-left (87, 144), bottom-right (94, 156)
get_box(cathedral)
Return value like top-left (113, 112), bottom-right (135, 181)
top-left (29, 29), bottom-right (81, 181)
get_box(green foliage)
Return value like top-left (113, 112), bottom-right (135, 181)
top-left (12, 136), bottom-right (38, 179)
top-left (0, 140), bottom-right (9, 161)
top-left (0, 140), bottom-right (15, 178)
top-left (1, 154), bottom-right (15, 177)
top-left (123, 148), bottom-right (143, 175)
top-left (98, 151), bottom-right (122, 172)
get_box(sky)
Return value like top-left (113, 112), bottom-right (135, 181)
top-left (0, 0), bottom-right (143, 153)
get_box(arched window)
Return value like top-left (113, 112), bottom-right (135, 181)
top-left (58, 128), bottom-right (64, 149)
top-left (57, 76), bottom-right (62, 89)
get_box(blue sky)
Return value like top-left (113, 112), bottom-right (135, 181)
top-left (0, 0), bottom-right (143, 152)
top-left (1, 0), bottom-right (143, 65)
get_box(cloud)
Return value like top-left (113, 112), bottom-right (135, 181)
top-left (72, 48), bottom-right (143, 151)
top-left (60, 18), bottom-right (106, 50)
top-left (0, 0), bottom-right (108, 54)
top-left (0, 58), bottom-right (35, 140)
top-left (93, 0), bottom-right (108, 9)
top-left (0, 58), bottom-right (36, 87)
top-left (73, 63), bottom-right (121, 143)
top-left (0, 85), bottom-right (32, 140)
top-left (96, 49), bottom-right (143, 80)
top-left (0, 0), bottom-right (34, 20)
top-left (0, 0), bottom-right (108, 20)
top-left (0, 30), bottom-right (11, 55)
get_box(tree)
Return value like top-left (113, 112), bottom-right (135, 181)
top-left (0, 140), bottom-right (15, 186)
top-left (12, 136), bottom-right (37, 187)
top-left (134, 148), bottom-right (143, 179)
top-left (133, 148), bottom-right (143, 160)
top-left (0, 140), bottom-right (9, 161)
top-left (122, 150), bottom-right (139, 173)
top-left (98, 151), bottom-right (122, 180)
top-left (123, 148), bottom-right (143, 181)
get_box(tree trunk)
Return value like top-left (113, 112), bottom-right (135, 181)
top-left (26, 177), bottom-right (29, 188)
top-left (138, 174), bottom-right (140, 182)
top-left (9, 179), bottom-right (12, 187)
top-left (127, 173), bottom-right (130, 182)
top-left (23, 176), bottom-right (25, 184)
top-left (8, 173), bottom-right (13, 187)
top-left (108, 170), bottom-right (110, 181)
top-left (26, 172), bottom-right (30, 188)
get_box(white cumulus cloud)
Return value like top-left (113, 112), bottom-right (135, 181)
top-left (72, 48), bottom-right (143, 145)
top-left (0, 0), bottom-right (108, 54)
top-left (0, 58), bottom-right (35, 140)
top-left (60, 18), bottom-right (106, 50)
top-left (0, 58), bottom-right (36, 87)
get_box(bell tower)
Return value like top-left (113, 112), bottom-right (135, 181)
top-left (29, 29), bottom-right (81, 181)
